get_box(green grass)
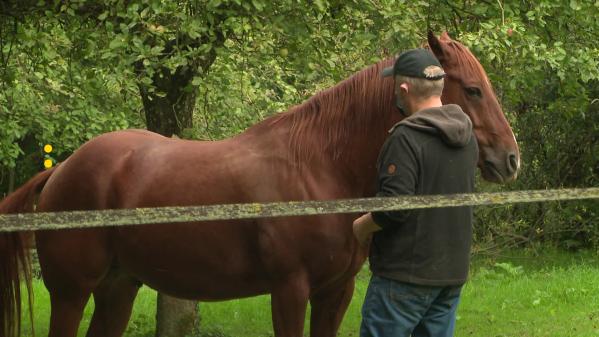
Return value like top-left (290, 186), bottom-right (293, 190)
top-left (20, 249), bottom-right (599, 337)
top-left (458, 249), bottom-right (599, 337)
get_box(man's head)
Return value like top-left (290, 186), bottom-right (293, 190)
top-left (382, 49), bottom-right (445, 115)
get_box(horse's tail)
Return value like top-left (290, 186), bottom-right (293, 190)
top-left (1, 167), bottom-right (56, 337)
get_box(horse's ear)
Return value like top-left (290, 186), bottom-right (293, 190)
top-left (440, 31), bottom-right (452, 41)
top-left (427, 31), bottom-right (447, 64)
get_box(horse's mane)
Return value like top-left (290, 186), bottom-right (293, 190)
top-left (263, 58), bottom-right (397, 164)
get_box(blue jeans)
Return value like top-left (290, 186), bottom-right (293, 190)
top-left (360, 275), bottom-right (462, 337)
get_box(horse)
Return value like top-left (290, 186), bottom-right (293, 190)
top-left (0, 32), bottom-right (519, 337)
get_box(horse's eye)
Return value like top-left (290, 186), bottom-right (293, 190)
top-left (465, 87), bottom-right (482, 98)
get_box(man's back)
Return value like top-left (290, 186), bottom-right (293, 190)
top-left (369, 104), bottom-right (478, 286)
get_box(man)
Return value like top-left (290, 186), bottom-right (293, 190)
top-left (353, 48), bottom-right (478, 337)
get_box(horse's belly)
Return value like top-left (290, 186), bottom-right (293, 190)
top-left (113, 222), bottom-right (271, 301)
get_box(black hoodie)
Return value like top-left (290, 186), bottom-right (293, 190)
top-left (370, 104), bottom-right (478, 286)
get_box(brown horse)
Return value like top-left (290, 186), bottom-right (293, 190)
top-left (0, 32), bottom-right (519, 337)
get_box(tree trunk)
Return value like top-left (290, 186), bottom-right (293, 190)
top-left (8, 165), bottom-right (15, 194)
top-left (138, 64), bottom-right (197, 137)
top-left (155, 293), bottom-right (199, 337)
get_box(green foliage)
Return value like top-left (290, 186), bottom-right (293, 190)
top-left (0, 7), bottom-right (142, 190)
top-left (444, 0), bottom-right (599, 250)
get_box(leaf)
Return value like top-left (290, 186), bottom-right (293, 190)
top-left (150, 46), bottom-right (164, 55)
top-left (109, 37), bottom-right (125, 50)
top-left (251, 0), bottom-right (265, 11)
top-left (314, 0), bottom-right (326, 12)
top-left (98, 11), bottom-right (108, 21)
top-left (208, 0), bottom-right (222, 8)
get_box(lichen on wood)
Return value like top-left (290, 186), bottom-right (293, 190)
top-left (1, 188), bottom-right (598, 232)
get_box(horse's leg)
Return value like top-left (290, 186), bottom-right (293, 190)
top-left (271, 275), bottom-right (310, 337)
top-left (37, 230), bottom-right (112, 337)
top-left (47, 287), bottom-right (92, 337)
top-left (309, 278), bottom-right (355, 337)
top-left (85, 269), bottom-right (141, 337)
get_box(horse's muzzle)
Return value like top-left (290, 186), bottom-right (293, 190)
top-left (482, 150), bottom-right (520, 183)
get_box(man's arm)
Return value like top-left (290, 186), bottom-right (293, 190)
top-left (352, 130), bottom-right (418, 244)
top-left (352, 212), bottom-right (381, 245)
top-left (370, 131), bottom-right (419, 228)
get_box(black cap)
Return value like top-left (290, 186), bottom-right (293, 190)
top-left (382, 49), bottom-right (445, 80)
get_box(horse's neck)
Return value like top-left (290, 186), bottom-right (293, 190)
top-left (327, 122), bottom-right (397, 198)
top-left (239, 61), bottom-right (398, 197)
top-left (255, 95), bottom-right (397, 198)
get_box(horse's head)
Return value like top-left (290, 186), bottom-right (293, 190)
top-left (427, 31), bottom-right (520, 183)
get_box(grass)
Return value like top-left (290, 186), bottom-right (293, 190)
top-left (20, 248), bottom-right (599, 337)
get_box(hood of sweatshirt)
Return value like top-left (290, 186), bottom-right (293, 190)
top-left (390, 104), bottom-right (473, 147)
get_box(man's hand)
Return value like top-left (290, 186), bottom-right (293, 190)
top-left (353, 213), bottom-right (382, 246)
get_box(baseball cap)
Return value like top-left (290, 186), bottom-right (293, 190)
top-left (382, 49), bottom-right (445, 80)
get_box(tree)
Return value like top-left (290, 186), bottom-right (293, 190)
top-left (2, 1), bottom-right (599, 336)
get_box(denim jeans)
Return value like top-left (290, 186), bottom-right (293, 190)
top-left (360, 275), bottom-right (462, 337)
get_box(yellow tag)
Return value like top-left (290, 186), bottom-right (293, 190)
top-left (44, 159), bottom-right (53, 169)
top-left (43, 144), bottom-right (53, 153)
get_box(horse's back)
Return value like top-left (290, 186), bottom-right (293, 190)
top-left (38, 130), bottom-right (165, 210)
top-left (34, 128), bottom-right (364, 301)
